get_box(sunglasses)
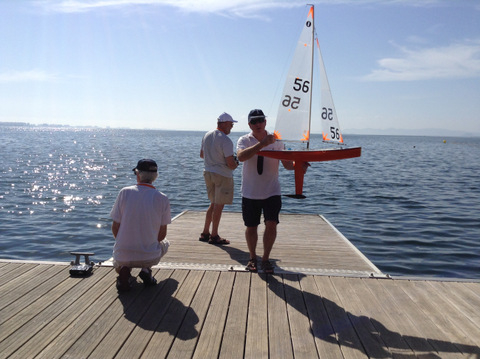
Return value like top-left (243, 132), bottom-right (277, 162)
top-left (249, 118), bottom-right (265, 125)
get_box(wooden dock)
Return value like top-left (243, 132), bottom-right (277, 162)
top-left (1, 211), bottom-right (479, 358)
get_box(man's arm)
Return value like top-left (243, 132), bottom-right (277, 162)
top-left (112, 221), bottom-right (120, 239)
top-left (237, 134), bottom-right (276, 162)
top-left (158, 225), bottom-right (167, 242)
top-left (225, 155), bottom-right (238, 170)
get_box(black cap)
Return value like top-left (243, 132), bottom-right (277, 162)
top-left (248, 109), bottom-right (265, 123)
top-left (132, 159), bottom-right (158, 173)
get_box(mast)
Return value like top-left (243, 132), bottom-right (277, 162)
top-left (307, 5), bottom-right (314, 150)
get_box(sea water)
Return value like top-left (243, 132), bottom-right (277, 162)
top-left (1, 126), bottom-right (479, 279)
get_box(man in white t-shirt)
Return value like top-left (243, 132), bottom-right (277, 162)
top-left (237, 109), bottom-right (308, 274)
top-left (110, 159), bottom-right (171, 291)
top-left (199, 112), bottom-right (239, 245)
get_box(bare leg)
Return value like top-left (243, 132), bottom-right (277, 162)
top-left (245, 226), bottom-right (258, 259)
top-left (262, 220), bottom-right (277, 262)
top-left (202, 203), bottom-right (214, 235)
top-left (211, 203), bottom-right (225, 237)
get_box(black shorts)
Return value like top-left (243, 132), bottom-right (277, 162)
top-left (242, 196), bottom-right (282, 227)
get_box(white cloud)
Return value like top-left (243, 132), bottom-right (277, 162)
top-left (362, 41), bottom-right (480, 81)
top-left (34, 0), bottom-right (446, 15)
top-left (0, 70), bottom-right (59, 83)
top-left (35, 0), bottom-right (299, 16)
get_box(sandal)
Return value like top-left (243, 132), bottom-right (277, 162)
top-left (116, 266), bottom-right (135, 292)
top-left (138, 269), bottom-right (157, 286)
top-left (246, 258), bottom-right (258, 272)
top-left (208, 235), bottom-right (230, 245)
top-left (261, 260), bottom-right (274, 274)
top-left (199, 233), bottom-right (210, 242)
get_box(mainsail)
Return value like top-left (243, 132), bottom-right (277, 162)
top-left (274, 6), bottom-right (344, 146)
top-left (274, 6), bottom-right (314, 143)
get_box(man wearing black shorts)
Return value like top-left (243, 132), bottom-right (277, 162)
top-left (237, 109), bottom-right (307, 274)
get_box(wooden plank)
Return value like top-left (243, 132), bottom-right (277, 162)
top-left (141, 270), bottom-right (205, 358)
top-left (0, 263), bottom-right (42, 292)
top-left (163, 211), bottom-right (379, 274)
top-left (313, 276), bottom-right (367, 359)
top-left (0, 265), bottom-right (66, 326)
top-left (0, 267), bottom-right (114, 358)
top-left (192, 271), bottom-right (235, 359)
top-left (436, 281), bottom-right (480, 328)
top-left (400, 279), bottom-right (480, 357)
top-left (377, 279), bottom-right (461, 357)
top-left (218, 272), bottom-right (250, 359)
top-left (283, 274), bottom-right (319, 359)
top-left (330, 276), bottom-right (389, 358)
top-left (115, 269), bottom-right (189, 359)
top-left (166, 270), bottom-right (220, 359)
top-left (267, 274), bottom-right (293, 359)
top-left (0, 264), bottom-right (62, 311)
top-left (349, 278), bottom-right (415, 357)
top-left (244, 273), bottom-right (268, 359)
top-left (0, 267), bottom-right (88, 343)
top-left (298, 275), bottom-right (344, 359)
top-left (61, 271), bottom-right (153, 358)
top-left (88, 269), bottom-right (174, 359)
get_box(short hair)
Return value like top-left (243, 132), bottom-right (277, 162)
top-left (136, 170), bottom-right (158, 184)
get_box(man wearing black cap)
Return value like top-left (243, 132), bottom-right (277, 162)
top-left (110, 159), bottom-right (171, 291)
top-left (237, 109), bottom-right (301, 274)
top-left (199, 112), bottom-right (239, 245)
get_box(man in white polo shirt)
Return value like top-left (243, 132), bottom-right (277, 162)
top-left (110, 159), bottom-right (171, 292)
top-left (199, 112), bottom-right (239, 245)
top-left (237, 109), bottom-right (308, 274)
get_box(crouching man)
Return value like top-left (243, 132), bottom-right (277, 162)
top-left (110, 159), bottom-right (171, 292)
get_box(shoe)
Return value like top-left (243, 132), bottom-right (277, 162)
top-left (199, 233), bottom-right (210, 242)
top-left (208, 235), bottom-right (230, 245)
top-left (116, 266), bottom-right (134, 292)
top-left (138, 269), bottom-right (157, 286)
top-left (261, 260), bottom-right (274, 274)
top-left (246, 258), bottom-right (258, 272)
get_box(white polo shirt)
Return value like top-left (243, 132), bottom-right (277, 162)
top-left (110, 184), bottom-right (171, 262)
top-left (237, 132), bottom-right (284, 200)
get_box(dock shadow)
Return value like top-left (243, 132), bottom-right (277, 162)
top-left (117, 277), bottom-right (199, 341)
top-left (263, 275), bottom-right (480, 358)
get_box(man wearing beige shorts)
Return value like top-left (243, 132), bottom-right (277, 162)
top-left (199, 112), bottom-right (239, 245)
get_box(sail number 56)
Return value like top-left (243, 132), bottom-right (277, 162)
top-left (322, 107), bottom-right (334, 121)
top-left (293, 78), bottom-right (310, 93)
top-left (282, 78), bottom-right (310, 110)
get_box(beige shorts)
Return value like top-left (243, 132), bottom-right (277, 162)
top-left (113, 239), bottom-right (170, 270)
top-left (204, 171), bottom-right (234, 205)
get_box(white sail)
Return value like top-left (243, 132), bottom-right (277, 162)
top-left (274, 6), bottom-right (314, 143)
top-left (316, 37), bottom-right (344, 144)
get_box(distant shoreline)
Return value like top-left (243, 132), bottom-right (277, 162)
top-left (1, 121), bottom-right (479, 138)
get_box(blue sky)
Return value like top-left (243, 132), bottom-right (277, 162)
top-left (1, 0), bottom-right (479, 135)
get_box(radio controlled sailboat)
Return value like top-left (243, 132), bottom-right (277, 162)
top-left (261, 5), bottom-right (361, 198)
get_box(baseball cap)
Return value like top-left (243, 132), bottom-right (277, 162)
top-left (248, 109), bottom-right (266, 123)
top-left (132, 159), bottom-right (158, 173)
top-left (217, 112), bottom-right (237, 123)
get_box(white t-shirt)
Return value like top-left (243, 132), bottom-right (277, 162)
top-left (201, 129), bottom-right (235, 178)
top-left (237, 132), bottom-right (284, 200)
top-left (110, 184), bottom-right (171, 262)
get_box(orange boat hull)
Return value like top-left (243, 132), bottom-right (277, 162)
top-left (260, 147), bottom-right (362, 198)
